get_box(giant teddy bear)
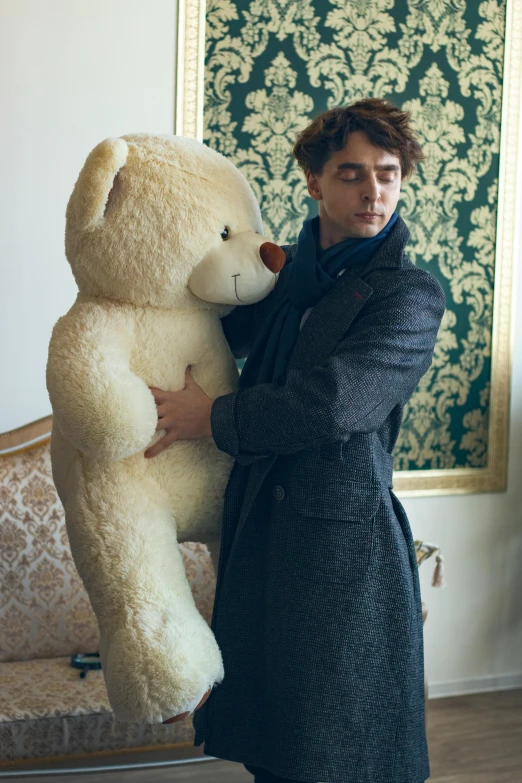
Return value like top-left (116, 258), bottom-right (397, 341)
top-left (46, 134), bottom-right (285, 724)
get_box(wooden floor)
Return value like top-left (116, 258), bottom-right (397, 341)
top-left (2, 689), bottom-right (521, 782)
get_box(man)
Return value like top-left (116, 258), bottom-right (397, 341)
top-left (145, 99), bottom-right (445, 783)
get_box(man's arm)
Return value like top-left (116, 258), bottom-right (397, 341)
top-left (210, 268), bottom-right (445, 462)
top-left (221, 297), bottom-right (274, 360)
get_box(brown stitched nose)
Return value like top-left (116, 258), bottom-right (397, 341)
top-left (259, 242), bottom-right (285, 273)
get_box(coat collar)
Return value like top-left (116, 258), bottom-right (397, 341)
top-left (352, 213), bottom-right (410, 275)
top-left (283, 213), bottom-right (410, 277)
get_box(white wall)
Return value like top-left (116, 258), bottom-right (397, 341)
top-left (412, 302), bottom-right (522, 696)
top-left (1, 0), bottom-right (520, 696)
top-left (0, 0), bottom-right (176, 432)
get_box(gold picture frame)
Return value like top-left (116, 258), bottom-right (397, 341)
top-left (175, 0), bottom-right (522, 497)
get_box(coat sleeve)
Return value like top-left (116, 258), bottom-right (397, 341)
top-left (221, 293), bottom-right (275, 359)
top-left (220, 245), bottom-right (295, 358)
top-left (210, 268), bottom-right (445, 463)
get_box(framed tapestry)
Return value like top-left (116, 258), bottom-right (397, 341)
top-left (176, 0), bottom-right (522, 496)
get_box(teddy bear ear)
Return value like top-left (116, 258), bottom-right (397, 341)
top-left (70, 137), bottom-right (129, 231)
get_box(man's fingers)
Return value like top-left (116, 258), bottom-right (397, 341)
top-left (196, 688), bottom-right (212, 709)
top-left (145, 441), bottom-right (165, 459)
top-left (144, 441), bottom-right (162, 458)
top-left (149, 387), bottom-right (167, 404)
top-left (162, 688), bottom-right (211, 724)
top-left (144, 431), bottom-right (177, 458)
top-left (156, 416), bottom-right (175, 431)
top-left (184, 366), bottom-right (197, 387)
top-left (162, 711), bottom-right (189, 724)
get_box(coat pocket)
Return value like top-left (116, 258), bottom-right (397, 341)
top-left (285, 512), bottom-right (375, 589)
top-left (286, 478), bottom-right (383, 522)
top-left (280, 479), bottom-right (381, 589)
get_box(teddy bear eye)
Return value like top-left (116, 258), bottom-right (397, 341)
top-left (221, 226), bottom-right (230, 240)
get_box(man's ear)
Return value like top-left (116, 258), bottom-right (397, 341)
top-left (69, 137), bottom-right (129, 231)
top-left (306, 170), bottom-right (322, 202)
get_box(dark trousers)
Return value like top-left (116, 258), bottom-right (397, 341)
top-left (243, 763), bottom-right (312, 782)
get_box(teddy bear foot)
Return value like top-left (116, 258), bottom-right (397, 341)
top-left (101, 623), bottom-right (224, 724)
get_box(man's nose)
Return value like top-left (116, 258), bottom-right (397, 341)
top-left (362, 177), bottom-right (380, 201)
top-left (259, 242), bottom-right (286, 273)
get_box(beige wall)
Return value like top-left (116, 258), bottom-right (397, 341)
top-left (1, 0), bottom-right (520, 697)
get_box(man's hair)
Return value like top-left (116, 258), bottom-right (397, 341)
top-left (292, 98), bottom-right (424, 179)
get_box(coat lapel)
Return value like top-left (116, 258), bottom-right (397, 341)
top-left (221, 273), bottom-right (374, 580)
top-left (287, 274), bottom-right (374, 371)
top-left (287, 215), bottom-right (409, 372)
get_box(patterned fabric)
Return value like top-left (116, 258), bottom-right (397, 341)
top-left (0, 443), bottom-right (99, 662)
top-left (193, 219), bottom-right (445, 782)
top-left (0, 658), bottom-right (194, 763)
top-left (0, 440), bottom-right (217, 761)
top-left (205, 0), bottom-right (506, 471)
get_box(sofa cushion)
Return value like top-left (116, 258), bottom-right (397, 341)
top-left (0, 657), bottom-right (196, 762)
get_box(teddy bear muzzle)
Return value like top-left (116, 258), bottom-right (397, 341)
top-left (187, 230), bottom-right (281, 305)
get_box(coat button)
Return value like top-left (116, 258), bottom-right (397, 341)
top-left (273, 485), bottom-right (285, 500)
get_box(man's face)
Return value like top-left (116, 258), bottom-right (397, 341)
top-left (306, 130), bottom-right (402, 241)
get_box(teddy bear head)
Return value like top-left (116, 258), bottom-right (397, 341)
top-left (65, 134), bottom-right (284, 314)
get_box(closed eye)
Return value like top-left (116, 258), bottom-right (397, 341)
top-left (340, 176), bottom-right (396, 183)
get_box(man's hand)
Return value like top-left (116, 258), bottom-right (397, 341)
top-left (162, 688), bottom-right (212, 724)
top-left (144, 367), bottom-right (213, 459)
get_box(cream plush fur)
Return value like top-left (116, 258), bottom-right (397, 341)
top-left (46, 134), bottom-right (279, 724)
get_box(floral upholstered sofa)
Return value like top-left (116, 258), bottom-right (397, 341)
top-left (0, 416), bottom-right (217, 768)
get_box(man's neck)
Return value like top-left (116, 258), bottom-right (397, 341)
top-left (317, 210), bottom-right (353, 251)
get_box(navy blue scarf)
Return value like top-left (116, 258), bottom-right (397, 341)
top-left (239, 212), bottom-right (399, 388)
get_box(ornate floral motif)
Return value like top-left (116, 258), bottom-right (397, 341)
top-left (204, 0), bottom-right (506, 470)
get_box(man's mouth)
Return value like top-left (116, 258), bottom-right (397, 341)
top-left (355, 213), bottom-right (382, 221)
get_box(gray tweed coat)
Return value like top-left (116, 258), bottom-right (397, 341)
top-left (192, 216), bottom-right (445, 783)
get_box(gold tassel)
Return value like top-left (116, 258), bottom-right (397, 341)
top-left (432, 553), bottom-right (446, 588)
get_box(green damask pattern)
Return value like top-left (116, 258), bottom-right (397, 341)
top-left (204, 0), bottom-right (506, 470)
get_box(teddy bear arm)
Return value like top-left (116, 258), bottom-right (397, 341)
top-left (47, 321), bottom-right (158, 461)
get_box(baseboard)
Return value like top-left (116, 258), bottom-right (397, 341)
top-left (428, 672), bottom-right (522, 699)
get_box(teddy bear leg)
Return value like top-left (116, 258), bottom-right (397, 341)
top-left (65, 464), bottom-right (224, 724)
